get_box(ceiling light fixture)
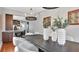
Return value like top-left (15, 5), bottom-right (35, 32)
top-left (42, 7), bottom-right (59, 10)
top-left (25, 8), bottom-right (37, 21)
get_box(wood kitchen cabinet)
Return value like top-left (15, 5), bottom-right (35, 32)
top-left (2, 14), bottom-right (13, 43)
top-left (2, 32), bottom-right (13, 43)
top-left (5, 14), bottom-right (13, 30)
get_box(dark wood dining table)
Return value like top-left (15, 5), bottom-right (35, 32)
top-left (23, 34), bottom-right (79, 52)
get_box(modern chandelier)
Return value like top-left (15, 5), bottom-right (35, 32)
top-left (25, 8), bottom-right (37, 21)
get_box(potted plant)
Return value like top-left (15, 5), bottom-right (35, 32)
top-left (51, 16), bottom-right (68, 45)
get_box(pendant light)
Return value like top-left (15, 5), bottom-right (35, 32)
top-left (25, 8), bottom-right (37, 21)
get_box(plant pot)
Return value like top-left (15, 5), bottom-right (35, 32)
top-left (43, 28), bottom-right (49, 40)
top-left (51, 31), bottom-right (57, 42)
top-left (57, 29), bottom-right (66, 45)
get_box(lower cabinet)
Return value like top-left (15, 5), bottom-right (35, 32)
top-left (2, 32), bottom-right (13, 43)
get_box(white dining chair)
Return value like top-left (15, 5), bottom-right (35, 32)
top-left (15, 41), bottom-right (38, 52)
top-left (13, 37), bottom-right (26, 46)
top-left (13, 37), bottom-right (38, 52)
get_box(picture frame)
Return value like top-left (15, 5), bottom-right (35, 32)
top-left (68, 9), bottom-right (79, 25)
top-left (13, 20), bottom-right (20, 26)
top-left (43, 16), bottom-right (51, 28)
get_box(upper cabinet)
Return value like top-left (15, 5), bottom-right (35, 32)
top-left (5, 14), bottom-right (13, 30)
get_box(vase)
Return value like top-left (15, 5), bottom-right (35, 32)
top-left (43, 28), bottom-right (49, 40)
top-left (51, 31), bottom-right (57, 42)
top-left (57, 29), bottom-right (66, 45)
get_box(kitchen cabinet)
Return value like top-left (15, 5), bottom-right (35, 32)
top-left (5, 14), bottom-right (13, 30)
top-left (2, 14), bottom-right (13, 43)
top-left (2, 32), bottom-right (13, 43)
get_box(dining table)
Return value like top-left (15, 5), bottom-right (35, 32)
top-left (22, 34), bottom-right (79, 52)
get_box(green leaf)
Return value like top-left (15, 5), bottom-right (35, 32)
top-left (51, 16), bottom-right (68, 31)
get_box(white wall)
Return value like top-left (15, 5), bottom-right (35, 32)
top-left (32, 14), bottom-right (43, 34)
top-left (2, 8), bottom-right (25, 16)
top-left (0, 8), bottom-right (5, 48)
top-left (0, 14), bottom-right (3, 48)
top-left (35, 7), bottom-right (79, 43)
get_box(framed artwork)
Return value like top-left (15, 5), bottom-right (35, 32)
top-left (43, 16), bottom-right (51, 28)
top-left (13, 20), bottom-right (20, 26)
top-left (68, 9), bottom-right (79, 25)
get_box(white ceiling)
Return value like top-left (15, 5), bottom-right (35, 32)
top-left (5, 7), bottom-right (46, 15)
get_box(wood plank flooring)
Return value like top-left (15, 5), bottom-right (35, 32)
top-left (0, 40), bottom-right (79, 52)
top-left (0, 42), bottom-right (15, 52)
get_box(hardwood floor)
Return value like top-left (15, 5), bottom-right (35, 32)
top-left (0, 40), bottom-right (79, 52)
top-left (0, 42), bottom-right (15, 52)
